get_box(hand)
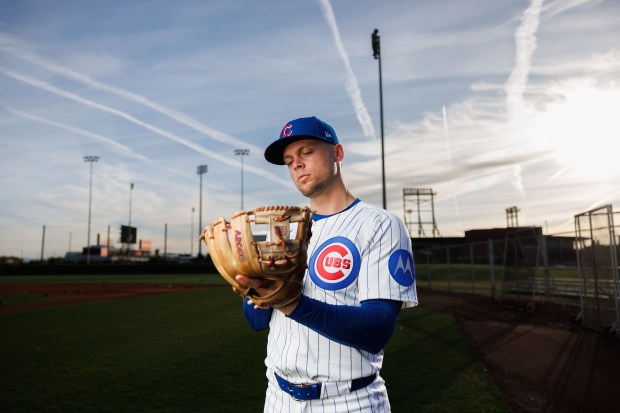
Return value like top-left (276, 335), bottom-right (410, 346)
top-left (235, 275), bottom-right (299, 315)
top-left (234, 274), bottom-right (275, 297)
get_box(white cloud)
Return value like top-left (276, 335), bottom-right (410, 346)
top-left (0, 0), bottom-right (618, 258)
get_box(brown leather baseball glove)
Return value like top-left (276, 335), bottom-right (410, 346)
top-left (199, 206), bottom-right (312, 309)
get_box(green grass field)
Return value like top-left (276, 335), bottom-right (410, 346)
top-left (0, 275), bottom-right (510, 412)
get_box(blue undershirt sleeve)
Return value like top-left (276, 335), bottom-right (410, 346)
top-left (286, 295), bottom-right (402, 354)
top-left (242, 298), bottom-right (273, 331)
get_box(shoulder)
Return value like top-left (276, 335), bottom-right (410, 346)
top-left (354, 201), bottom-right (405, 227)
top-left (345, 202), bottom-right (410, 249)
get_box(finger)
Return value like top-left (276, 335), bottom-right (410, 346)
top-left (235, 275), bottom-right (267, 290)
top-left (245, 297), bottom-right (262, 310)
top-left (236, 274), bottom-right (259, 289)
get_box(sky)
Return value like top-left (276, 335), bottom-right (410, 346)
top-left (1, 0), bottom-right (619, 260)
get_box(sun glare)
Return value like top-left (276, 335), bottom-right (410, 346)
top-left (538, 81), bottom-right (620, 179)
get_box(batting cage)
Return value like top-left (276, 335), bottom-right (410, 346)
top-left (574, 205), bottom-right (620, 334)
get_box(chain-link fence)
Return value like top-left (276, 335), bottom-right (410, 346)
top-left (413, 228), bottom-right (582, 312)
top-left (414, 209), bottom-right (620, 335)
top-left (414, 239), bottom-right (498, 296)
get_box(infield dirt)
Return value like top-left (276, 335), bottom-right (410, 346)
top-left (419, 287), bottom-right (620, 413)
top-left (0, 282), bottom-right (221, 311)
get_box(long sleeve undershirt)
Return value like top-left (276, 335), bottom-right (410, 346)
top-left (242, 295), bottom-right (401, 354)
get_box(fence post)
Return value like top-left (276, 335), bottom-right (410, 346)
top-left (40, 225), bottom-right (46, 263)
top-left (470, 244), bottom-right (476, 294)
top-left (447, 246), bottom-right (452, 291)
top-left (540, 231), bottom-right (552, 298)
top-left (488, 239), bottom-right (495, 298)
top-left (164, 223), bottom-right (168, 262)
top-left (426, 250), bottom-right (431, 289)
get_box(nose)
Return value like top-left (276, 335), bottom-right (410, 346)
top-left (290, 156), bottom-right (303, 170)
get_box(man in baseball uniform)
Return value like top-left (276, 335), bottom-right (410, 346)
top-left (236, 116), bottom-right (418, 412)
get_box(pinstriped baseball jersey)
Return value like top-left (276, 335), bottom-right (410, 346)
top-left (264, 200), bottom-right (417, 411)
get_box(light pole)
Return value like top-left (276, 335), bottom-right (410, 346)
top-left (196, 164), bottom-right (208, 258)
top-left (128, 182), bottom-right (134, 227)
top-left (84, 155), bottom-right (99, 265)
top-left (234, 149), bottom-right (250, 210)
top-left (372, 28), bottom-right (387, 210)
top-left (191, 207), bottom-right (195, 256)
top-left (126, 182), bottom-right (134, 252)
top-left (40, 225), bottom-right (46, 263)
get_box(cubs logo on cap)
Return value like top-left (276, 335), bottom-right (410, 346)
top-left (264, 116), bottom-right (339, 165)
top-left (309, 236), bottom-right (360, 290)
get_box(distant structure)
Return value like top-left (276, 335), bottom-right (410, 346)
top-left (506, 206), bottom-right (520, 227)
top-left (403, 188), bottom-right (441, 238)
top-left (64, 226), bottom-right (153, 264)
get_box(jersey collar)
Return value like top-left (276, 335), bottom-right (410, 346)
top-left (312, 198), bottom-right (361, 221)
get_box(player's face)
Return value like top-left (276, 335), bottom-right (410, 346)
top-left (283, 139), bottom-right (339, 198)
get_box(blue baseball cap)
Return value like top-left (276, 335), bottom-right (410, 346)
top-left (264, 116), bottom-right (339, 165)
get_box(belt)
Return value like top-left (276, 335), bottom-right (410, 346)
top-left (274, 372), bottom-right (377, 401)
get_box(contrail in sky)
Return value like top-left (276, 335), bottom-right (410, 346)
top-left (0, 102), bottom-right (149, 162)
top-left (0, 32), bottom-right (264, 155)
top-left (505, 0), bottom-right (544, 116)
top-left (442, 107), bottom-right (454, 171)
top-left (442, 105), bottom-right (462, 231)
top-left (0, 66), bottom-right (292, 188)
top-left (318, 0), bottom-right (376, 140)
top-left (504, 0), bottom-right (543, 197)
top-left (0, 104), bottom-right (237, 191)
top-left (543, 0), bottom-right (595, 18)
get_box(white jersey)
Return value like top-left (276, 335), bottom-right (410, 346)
top-left (263, 200), bottom-right (417, 412)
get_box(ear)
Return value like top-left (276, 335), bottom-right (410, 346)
top-left (334, 144), bottom-right (344, 162)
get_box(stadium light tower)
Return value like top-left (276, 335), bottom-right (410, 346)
top-left (191, 207), bottom-right (195, 256)
top-left (196, 164), bottom-right (208, 258)
top-left (83, 155), bottom-right (99, 265)
top-left (234, 149), bottom-right (250, 210)
top-left (372, 28), bottom-right (387, 210)
top-left (128, 182), bottom-right (134, 227)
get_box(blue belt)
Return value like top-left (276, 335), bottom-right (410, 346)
top-left (275, 372), bottom-right (377, 401)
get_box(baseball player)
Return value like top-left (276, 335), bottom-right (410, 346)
top-left (236, 116), bottom-right (418, 412)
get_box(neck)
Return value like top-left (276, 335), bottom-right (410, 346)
top-left (310, 181), bottom-right (356, 215)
